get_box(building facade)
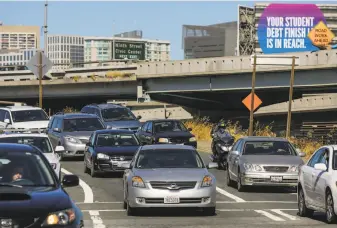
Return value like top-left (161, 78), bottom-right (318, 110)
top-left (0, 49), bottom-right (36, 67)
top-left (254, 3), bottom-right (337, 54)
top-left (47, 35), bottom-right (84, 69)
top-left (84, 37), bottom-right (170, 63)
top-left (182, 21), bottom-right (237, 59)
top-left (0, 24), bottom-right (40, 51)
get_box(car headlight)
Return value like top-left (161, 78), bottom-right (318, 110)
top-left (243, 163), bottom-right (263, 172)
top-left (201, 175), bottom-right (213, 187)
top-left (64, 136), bottom-right (81, 144)
top-left (50, 163), bottom-right (57, 169)
top-left (97, 153), bottom-right (110, 160)
top-left (189, 137), bottom-right (196, 142)
top-left (158, 138), bottom-right (169, 143)
top-left (132, 176), bottom-right (145, 188)
top-left (42, 208), bottom-right (76, 226)
top-left (289, 166), bottom-right (299, 172)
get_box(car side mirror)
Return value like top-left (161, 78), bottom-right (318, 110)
top-left (137, 115), bottom-right (142, 120)
top-left (207, 162), bottom-right (218, 169)
top-left (55, 146), bottom-right (64, 153)
top-left (86, 142), bottom-right (92, 147)
top-left (231, 150), bottom-right (240, 156)
top-left (299, 152), bottom-right (306, 157)
top-left (188, 128), bottom-right (192, 131)
top-left (4, 119), bottom-right (10, 124)
top-left (53, 128), bottom-right (60, 133)
top-left (120, 162), bottom-right (131, 169)
top-left (62, 174), bottom-right (79, 187)
top-left (314, 163), bottom-right (327, 171)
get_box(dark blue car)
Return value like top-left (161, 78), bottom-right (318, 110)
top-left (0, 143), bottom-right (83, 227)
top-left (84, 129), bottom-right (140, 177)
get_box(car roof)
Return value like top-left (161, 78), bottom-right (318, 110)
top-left (148, 119), bottom-right (181, 123)
top-left (319, 145), bottom-right (337, 151)
top-left (0, 133), bottom-right (48, 138)
top-left (140, 144), bottom-right (195, 150)
top-left (85, 103), bottom-right (126, 109)
top-left (240, 136), bottom-right (289, 142)
top-left (0, 143), bottom-right (39, 153)
top-left (95, 129), bottom-right (135, 134)
top-left (0, 106), bottom-right (43, 111)
top-left (54, 113), bottom-right (98, 119)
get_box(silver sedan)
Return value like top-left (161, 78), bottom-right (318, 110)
top-left (226, 136), bottom-right (305, 192)
top-left (122, 144), bottom-right (218, 216)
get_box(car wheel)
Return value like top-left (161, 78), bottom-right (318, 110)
top-left (123, 201), bottom-right (127, 209)
top-left (326, 190), bottom-right (337, 223)
top-left (126, 202), bottom-right (136, 216)
top-left (90, 160), bottom-right (96, 178)
top-left (237, 171), bottom-right (245, 192)
top-left (203, 207), bottom-right (216, 216)
top-left (226, 168), bottom-right (234, 187)
top-left (84, 160), bottom-right (89, 174)
top-left (298, 187), bottom-right (314, 217)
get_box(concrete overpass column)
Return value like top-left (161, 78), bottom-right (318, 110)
top-left (137, 80), bottom-right (145, 102)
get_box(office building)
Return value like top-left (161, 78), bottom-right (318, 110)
top-left (114, 30), bottom-right (143, 39)
top-left (182, 21), bottom-right (237, 59)
top-left (47, 35), bottom-right (84, 69)
top-left (84, 36), bottom-right (170, 64)
top-left (254, 3), bottom-right (337, 54)
top-left (0, 23), bottom-right (40, 50)
top-left (0, 49), bottom-right (36, 67)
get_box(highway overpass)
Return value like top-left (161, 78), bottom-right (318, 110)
top-left (1, 49), bottom-right (337, 113)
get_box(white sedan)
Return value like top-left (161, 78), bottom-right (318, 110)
top-left (298, 145), bottom-right (337, 223)
top-left (0, 133), bottom-right (64, 179)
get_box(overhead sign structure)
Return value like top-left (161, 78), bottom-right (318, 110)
top-left (242, 93), bottom-right (262, 112)
top-left (114, 41), bottom-right (145, 60)
top-left (26, 51), bottom-right (53, 77)
top-left (257, 3), bottom-right (330, 54)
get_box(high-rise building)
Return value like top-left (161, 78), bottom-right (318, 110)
top-left (0, 49), bottom-right (36, 67)
top-left (84, 36), bottom-right (170, 64)
top-left (0, 24), bottom-right (40, 50)
top-left (114, 30), bottom-right (143, 39)
top-left (47, 35), bottom-right (84, 69)
top-left (182, 22), bottom-right (237, 59)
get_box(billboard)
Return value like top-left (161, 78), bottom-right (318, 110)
top-left (114, 41), bottom-right (145, 60)
top-left (257, 3), bottom-right (333, 54)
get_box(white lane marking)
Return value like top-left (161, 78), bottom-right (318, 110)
top-left (76, 202), bottom-right (124, 204)
top-left (61, 168), bottom-right (94, 203)
top-left (271, 209), bottom-right (299, 220)
top-left (89, 210), bottom-right (106, 228)
top-left (75, 200), bottom-right (296, 204)
top-left (216, 186), bottom-right (246, 202)
top-left (255, 210), bottom-right (285, 221)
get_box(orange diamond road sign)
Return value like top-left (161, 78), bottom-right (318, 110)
top-left (242, 93), bottom-right (262, 112)
top-left (308, 21), bottom-right (335, 47)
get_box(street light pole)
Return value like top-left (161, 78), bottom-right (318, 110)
top-left (44, 0), bottom-right (48, 56)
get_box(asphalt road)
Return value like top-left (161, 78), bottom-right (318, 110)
top-left (61, 152), bottom-right (333, 228)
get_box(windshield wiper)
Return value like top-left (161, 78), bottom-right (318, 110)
top-left (0, 183), bottom-right (22, 188)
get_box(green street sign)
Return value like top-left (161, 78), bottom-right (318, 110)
top-left (114, 41), bottom-right (145, 60)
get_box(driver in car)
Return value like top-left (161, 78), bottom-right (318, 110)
top-left (11, 166), bottom-right (24, 181)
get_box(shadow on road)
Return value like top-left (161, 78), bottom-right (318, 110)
top-left (237, 186), bottom-right (297, 194)
top-left (61, 156), bottom-right (84, 162)
top-left (134, 208), bottom-right (216, 217)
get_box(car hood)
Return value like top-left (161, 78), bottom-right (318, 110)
top-left (62, 131), bottom-right (93, 140)
top-left (42, 153), bottom-right (60, 164)
top-left (241, 155), bottom-right (304, 166)
top-left (0, 187), bottom-right (72, 217)
top-left (94, 146), bottom-right (140, 156)
top-left (155, 131), bottom-right (194, 138)
top-left (133, 168), bottom-right (208, 182)
top-left (104, 120), bottom-right (141, 129)
top-left (12, 121), bottom-right (49, 129)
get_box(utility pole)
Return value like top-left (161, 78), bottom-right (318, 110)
top-left (248, 55), bottom-right (257, 136)
top-left (44, 0), bottom-right (48, 56)
top-left (286, 56), bottom-right (296, 139)
top-left (39, 51), bottom-right (43, 108)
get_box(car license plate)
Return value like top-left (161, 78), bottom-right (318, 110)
top-left (270, 176), bottom-right (283, 182)
top-left (164, 196), bottom-right (180, 204)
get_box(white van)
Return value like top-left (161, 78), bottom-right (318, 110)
top-left (0, 105), bottom-right (49, 130)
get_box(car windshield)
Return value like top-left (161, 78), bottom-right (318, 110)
top-left (63, 118), bottom-right (104, 132)
top-left (154, 121), bottom-right (188, 133)
top-left (101, 108), bottom-right (136, 121)
top-left (96, 133), bottom-right (139, 147)
top-left (333, 151), bottom-right (337, 170)
top-left (0, 137), bottom-right (53, 153)
top-left (11, 110), bottom-right (49, 123)
top-left (135, 149), bottom-right (204, 169)
top-left (0, 150), bottom-right (56, 187)
top-left (243, 141), bottom-right (297, 156)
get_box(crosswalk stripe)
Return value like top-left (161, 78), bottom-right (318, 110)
top-left (270, 209), bottom-right (299, 220)
top-left (254, 210), bottom-right (286, 221)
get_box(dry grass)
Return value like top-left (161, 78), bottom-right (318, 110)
top-left (105, 71), bottom-right (134, 79)
top-left (183, 117), bottom-right (322, 159)
top-left (62, 106), bottom-right (79, 113)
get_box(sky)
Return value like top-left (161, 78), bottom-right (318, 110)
top-left (0, 1), bottom-right (332, 60)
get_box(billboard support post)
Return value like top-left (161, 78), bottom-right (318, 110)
top-left (286, 56), bottom-right (296, 139)
top-left (248, 54), bottom-right (257, 136)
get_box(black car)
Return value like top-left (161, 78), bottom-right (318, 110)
top-left (135, 119), bottom-right (197, 148)
top-left (0, 143), bottom-right (83, 227)
top-left (84, 129), bottom-right (140, 177)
